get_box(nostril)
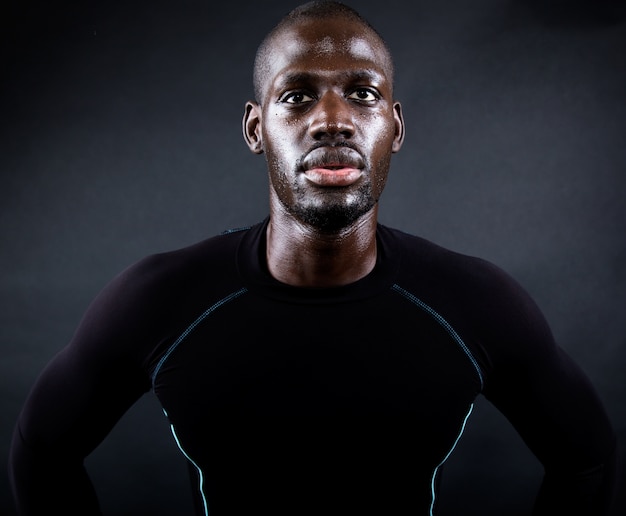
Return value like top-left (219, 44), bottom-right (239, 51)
top-left (310, 119), bottom-right (355, 140)
top-left (308, 94), bottom-right (355, 139)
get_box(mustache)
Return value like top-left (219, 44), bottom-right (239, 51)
top-left (299, 142), bottom-right (366, 171)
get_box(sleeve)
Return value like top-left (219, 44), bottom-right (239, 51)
top-left (8, 261), bottom-right (157, 515)
top-left (476, 264), bottom-right (619, 515)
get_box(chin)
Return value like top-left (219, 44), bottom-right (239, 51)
top-left (294, 202), bottom-right (373, 233)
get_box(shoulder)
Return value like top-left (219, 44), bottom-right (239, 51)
top-left (70, 224), bottom-right (258, 361)
top-left (84, 224), bottom-right (256, 324)
top-left (381, 224), bottom-right (520, 296)
top-left (118, 224), bottom-right (252, 292)
top-left (382, 225), bottom-right (556, 362)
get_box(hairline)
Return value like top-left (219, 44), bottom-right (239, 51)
top-left (252, 1), bottom-right (394, 105)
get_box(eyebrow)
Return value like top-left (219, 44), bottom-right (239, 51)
top-left (276, 69), bottom-right (386, 88)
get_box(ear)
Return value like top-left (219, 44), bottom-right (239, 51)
top-left (243, 101), bottom-right (264, 154)
top-left (391, 101), bottom-right (405, 153)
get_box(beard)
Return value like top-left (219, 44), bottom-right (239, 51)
top-left (267, 147), bottom-right (391, 233)
top-left (287, 181), bottom-right (378, 233)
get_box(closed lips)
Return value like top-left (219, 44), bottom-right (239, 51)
top-left (301, 146), bottom-right (364, 171)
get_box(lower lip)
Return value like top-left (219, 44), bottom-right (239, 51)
top-left (303, 167), bottom-right (362, 186)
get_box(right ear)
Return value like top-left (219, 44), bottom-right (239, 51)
top-left (243, 101), bottom-right (264, 154)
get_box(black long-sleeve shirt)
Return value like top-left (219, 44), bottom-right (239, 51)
top-left (9, 219), bottom-right (618, 515)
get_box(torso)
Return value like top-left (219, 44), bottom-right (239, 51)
top-left (138, 219), bottom-right (503, 514)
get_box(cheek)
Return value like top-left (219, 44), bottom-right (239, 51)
top-left (263, 117), bottom-right (302, 164)
top-left (362, 115), bottom-right (395, 193)
top-left (262, 124), bottom-right (301, 196)
top-left (264, 138), bottom-right (294, 177)
top-left (363, 114), bottom-right (397, 155)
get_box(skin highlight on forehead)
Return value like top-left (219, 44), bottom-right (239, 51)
top-left (253, 12), bottom-right (394, 104)
top-left (316, 35), bottom-right (336, 54)
top-left (257, 22), bottom-right (394, 105)
top-left (349, 37), bottom-right (382, 63)
top-left (310, 33), bottom-right (387, 64)
top-left (278, 29), bottom-right (387, 70)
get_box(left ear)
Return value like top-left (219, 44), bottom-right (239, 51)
top-left (242, 101), bottom-right (264, 154)
top-left (391, 101), bottom-right (405, 153)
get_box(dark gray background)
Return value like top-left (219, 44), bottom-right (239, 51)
top-left (1, 0), bottom-right (625, 514)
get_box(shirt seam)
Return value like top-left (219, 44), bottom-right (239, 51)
top-left (151, 287), bottom-right (248, 387)
top-left (391, 283), bottom-right (484, 391)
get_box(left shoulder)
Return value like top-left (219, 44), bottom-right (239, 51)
top-left (379, 224), bottom-right (523, 296)
top-left (380, 224), bottom-right (555, 350)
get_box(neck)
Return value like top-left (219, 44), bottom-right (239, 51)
top-left (266, 207), bottom-right (379, 288)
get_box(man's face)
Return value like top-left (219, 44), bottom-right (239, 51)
top-left (246, 16), bottom-right (404, 232)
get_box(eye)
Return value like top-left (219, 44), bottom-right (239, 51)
top-left (347, 88), bottom-right (379, 102)
top-left (281, 91), bottom-right (315, 104)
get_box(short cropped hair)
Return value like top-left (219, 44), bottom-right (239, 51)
top-left (252, 0), bottom-right (394, 103)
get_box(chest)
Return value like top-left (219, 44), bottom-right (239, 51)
top-left (153, 289), bottom-right (481, 430)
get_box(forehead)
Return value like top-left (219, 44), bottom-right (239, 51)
top-left (264, 17), bottom-right (392, 87)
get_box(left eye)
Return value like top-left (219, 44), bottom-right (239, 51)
top-left (283, 92), bottom-right (315, 104)
top-left (347, 88), bottom-right (378, 101)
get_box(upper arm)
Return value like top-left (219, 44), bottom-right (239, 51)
top-left (476, 265), bottom-right (616, 475)
top-left (13, 259), bottom-right (160, 460)
top-left (16, 339), bottom-right (150, 458)
top-left (486, 343), bottom-right (616, 472)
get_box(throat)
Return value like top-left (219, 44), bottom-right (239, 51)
top-left (265, 219), bottom-right (378, 288)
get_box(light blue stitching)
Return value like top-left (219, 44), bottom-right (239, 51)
top-left (164, 409), bottom-right (210, 516)
top-left (221, 226), bottom-right (251, 235)
top-left (430, 403), bottom-right (474, 516)
top-left (151, 287), bottom-right (248, 386)
top-left (391, 284), bottom-right (484, 390)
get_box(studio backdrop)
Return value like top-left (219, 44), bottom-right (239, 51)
top-left (1, 1), bottom-right (625, 514)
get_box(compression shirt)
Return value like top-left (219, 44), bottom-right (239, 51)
top-left (9, 218), bottom-right (617, 515)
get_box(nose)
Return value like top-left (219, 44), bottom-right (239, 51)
top-left (308, 92), bottom-right (355, 141)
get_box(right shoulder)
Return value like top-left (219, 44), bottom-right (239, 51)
top-left (117, 224), bottom-right (253, 295)
top-left (84, 224), bottom-right (256, 326)
top-left (69, 225), bottom-right (257, 363)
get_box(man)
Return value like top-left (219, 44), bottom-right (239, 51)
top-left (8, 1), bottom-right (618, 515)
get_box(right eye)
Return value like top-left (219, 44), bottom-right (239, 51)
top-left (280, 91), bottom-right (315, 104)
